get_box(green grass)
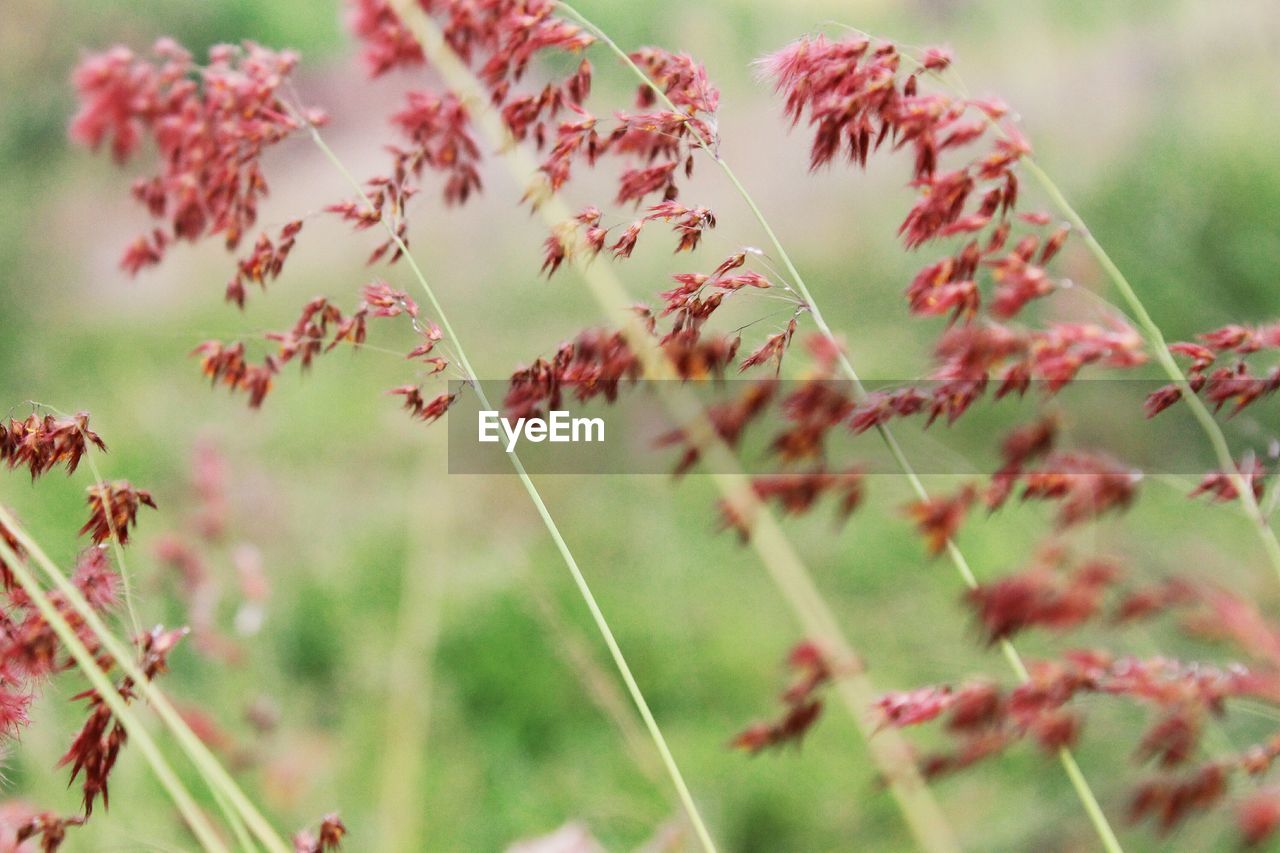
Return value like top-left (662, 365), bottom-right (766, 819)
top-left (1, 0), bottom-right (1278, 849)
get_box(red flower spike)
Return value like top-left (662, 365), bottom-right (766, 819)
top-left (631, 47), bottom-right (719, 114)
top-left (1144, 383), bottom-right (1185, 418)
top-left (1135, 713), bottom-right (1202, 769)
top-left (347, 0), bottom-right (424, 76)
top-left (71, 548), bottom-right (120, 612)
top-left (616, 161), bottom-right (680, 206)
top-left (390, 387), bottom-right (457, 425)
top-left (407, 321), bottom-right (444, 360)
top-left (59, 626), bottom-right (186, 816)
top-left (720, 469), bottom-right (866, 537)
top-left (13, 813), bottom-right (85, 852)
top-left (733, 640), bottom-right (836, 753)
top-left (966, 556), bottom-right (1119, 644)
top-left (1, 412), bottom-right (106, 480)
top-left (644, 201), bottom-right (717, 253)
top-left (0, 515), bottom-right (25, 591)
top-left (229, 220), bottom-right (304, 307)
top-left (1190, 455), bottom-right (1266, 503)
top-left (740, 319), bottom-right (798, 375)
top-left (390, 91), bottom-right (482, 205)
top-left (80, 482), bottom-right (156, 545)
top-left (1028, 708), bottom-right (1080, 752)
top-left (1017, 452), bottom-right (1139, 528)
top-left (609, 222), bottom-right (643, 260)
top-left (920, 731), bottom-right (1016, 780)
top-left (1112, 578), bottom-right (1197, 623)
top-left (72, 42), bottom-right (316, 268)
top-left (944, 681), bottom-right (1004, 733)
top-left (1129, 763), bottom-right (1227, 835)
top-left (905, 484), bottom-right (976, 555)
top-left (361, 281), bottom-right (418, 319)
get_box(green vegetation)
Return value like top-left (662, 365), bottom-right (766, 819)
top-left (1, 1), bottom-right (1277, 849)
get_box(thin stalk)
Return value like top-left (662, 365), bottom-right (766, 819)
top-left (511, 449), bottom-right (719, 853)
top-left (24, 402), bottom-right (257, 849)
top-left (27, 401), bottom-right (145, 648)
top-left (375, 467), bottom-right (446, 850)
top-left (0, 507), bottom-right (292, 853)
top-left (302, 120), bottom-right (718, 853)
top-left (381, 4), bottom-right (958, 850)
top-left (0, 536), bottom-right (227, 852)
top-left (212, 786), bottom-right (260, 853)
top-left (81, 452), bottom-right (145, 647)
top-left (894, 45), bottom-right (1280, 589)
top-left (1019, 156), bottom-right (1280, 586)
top-left (557, 6), bottom-right (1122, 851)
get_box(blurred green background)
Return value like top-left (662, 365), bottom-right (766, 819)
top-left (2, 0), bottom-right (1280, 850)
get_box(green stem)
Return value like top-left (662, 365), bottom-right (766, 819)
top-left (41, 402), bottom-right (266, 850)
top-left (1020, 157), bottom-right (1280, 586)
top-left (384, 4), bottom-right (959, 850)
top-left (376, 467), bottom-right (445, 850)
top-left (304, 117), bottom-right (719, 853)
top-left (212, 786), bottom-right (260, 853)
top-left (896, 41), bottom-right (1280, 589)
top-left (0, 507), bottom-right (292, 853)
top-left (0, 535), bottom-right (228, 852)
top-left (559, 6), bottom-right (1123, 851)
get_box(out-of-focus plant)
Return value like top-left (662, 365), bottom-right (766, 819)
top-left (57, 0), bottom-right (1280, 850)
top-left (0, 408), bottom-right (336, 852)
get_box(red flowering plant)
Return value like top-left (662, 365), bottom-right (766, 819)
top-left (0, 407), bottom-right (325, 851)
top-left (53, 0), bottom-right (1280, 849)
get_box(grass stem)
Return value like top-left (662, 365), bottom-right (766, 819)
top-left (303, 108), bottom-right (719, 853)
top-left (0, 534), bottom-right (228, 852)
top-left (556, 6), bottom-right (1122, 849)
top-left (0, 507), bottom-right (292, 853)
top-left (383, 3), bottom-right (959, 849)
top-left (1020, 156), bottom-right (1280, 587)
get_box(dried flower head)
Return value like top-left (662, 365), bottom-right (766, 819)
top-left (80, 482), bottom-right (156, 545)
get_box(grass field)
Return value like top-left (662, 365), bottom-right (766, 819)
top-left (2, 1), bottom-right (1280, 849)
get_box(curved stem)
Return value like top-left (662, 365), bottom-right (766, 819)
top-left (303, 118), bottom-right (719, 852)
top-left (558, 6), bottom-right (1122, 851)
top-left (1020, 156), bottom-right (1280, 586)
top-left (891, 42), bottom-right (1280, 589)
top-left (211, 786), bottom-right (259, 853)
top-left (0, 535), bottom-right (228, 852)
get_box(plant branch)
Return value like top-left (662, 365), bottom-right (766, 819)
top-left (556, 6), bottom-right (1123, 850)
top-left (383, 3), bottom-right (958, 851)
top-left (26, 401), bottom-right (145, 648)
top-left (889, 40), bottom-right (1280, 589)
top-left (1019, 156), bottom-right (1280, 586)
